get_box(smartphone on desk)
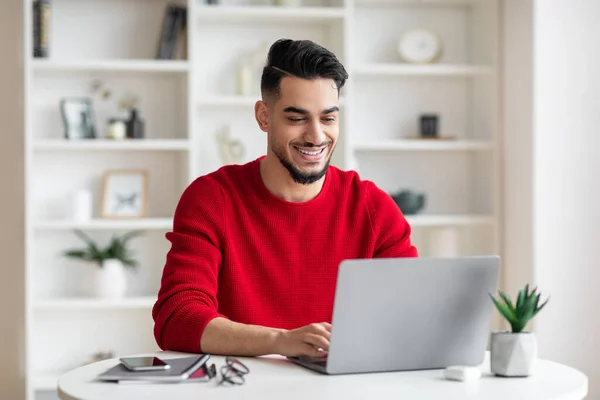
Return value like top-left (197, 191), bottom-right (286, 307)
top-left (120, 356), bottom-right (171, 372)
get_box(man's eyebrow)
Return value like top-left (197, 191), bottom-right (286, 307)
top-left (283, 106), bottom-right (340, 114)
top-left (283, 106), bottom-right (308, 115)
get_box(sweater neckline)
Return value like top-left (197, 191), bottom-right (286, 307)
top-left (252, 156), bottom-right (332, 207)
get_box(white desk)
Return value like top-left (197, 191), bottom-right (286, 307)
top-left (58, 351), bottom-right (588, 400)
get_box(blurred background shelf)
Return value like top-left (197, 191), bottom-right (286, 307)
top-left (33, 139), bottom-right (191, 152)
top-left (34, 297), bottom-right (157, 310)
top-left (354, 63), bottom-right (494, 77)
top-left (406, 214), bottom-right (495, 227)
top-left (196, 5), bottom-right (346, 23)
top-left (32, 59), bottom-right (189, 73)
top-left (34, 218), bottom-right (173, 231)
top-left (353, 140), bottom-right (494, 151)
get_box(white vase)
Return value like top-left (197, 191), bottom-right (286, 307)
top-left (490, 331), bottom-right (538, 377)
top-left (92, 259), bottom-right (127, 299)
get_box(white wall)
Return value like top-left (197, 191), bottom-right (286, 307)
top-left (0, 0), bottom-right (26, 399)
top-left (533, 0), bottom-right (600, 396)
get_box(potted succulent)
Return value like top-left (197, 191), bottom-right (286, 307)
top-left (63, 230), bottom-right (143, 299)
top-left (489, 284), bottom-right (549, 377)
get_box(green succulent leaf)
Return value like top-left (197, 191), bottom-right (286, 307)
top-left (490, 284), bottom-right (550, 333)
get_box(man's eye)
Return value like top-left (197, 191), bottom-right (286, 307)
top-left (323, 118), bottom-right (336, 123)
top-left (289, 118), bottom-right (305, 122)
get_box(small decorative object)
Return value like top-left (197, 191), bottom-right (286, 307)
top-left (216, 126), bottom-right (245, 165)
top-left (236, 59), bottom-right (253, 96)
top-left (69, 189), bottom-right (93, 222)
top-left (33, 0), bottom-right (50, 58)
top-left (60, 98), bottom-right (96, 139)
top-left (428, 227), bottom-right (459, 257)
top-left (489, 285), bottom-right (550, 377)
top-left (85, 350), bottom-right (115, 365)
top-left (274, 0), bottom-right (301, 6)
top-left (126, 108), bottom-right (145, 139)
top-left (101, 170), bottom-right (148, 219)
top-left (398, 29), bottom-right (443, 64)
top-left (420, 114), bottom-right (439, 138)
top-left (389, 190), bottom-right (426, 215)
top-left (236, 42), bottom-right (270, 96)
top-left (63, 229), bottom-right (144, 298)
top-left (107, 118), bottom-right (127, 140)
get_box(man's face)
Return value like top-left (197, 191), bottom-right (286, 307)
top-left (264, 77), bottom-right (340, 185)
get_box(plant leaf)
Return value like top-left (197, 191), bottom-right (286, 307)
top-left (498, 290), bottom-right (516, 312)
top-left (532, 296), bottom-right (550, 317)
top-left (516, 287), bottom-right (526, 310)
top-left (489, 293), bottom-right (518, 325)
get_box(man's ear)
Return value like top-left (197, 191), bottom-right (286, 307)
top-left (255, 100), bottom-right (270, 133)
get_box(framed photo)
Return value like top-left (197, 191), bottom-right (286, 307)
top-left (101, 170), bottom-right (148, 219)
top-left (60, 97), bottom-right (96, 139)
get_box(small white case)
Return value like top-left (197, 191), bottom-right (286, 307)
top-left (444, 365), bottom-right (482, 382)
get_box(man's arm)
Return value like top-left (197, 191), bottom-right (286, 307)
top-left (152, 176), bottom-right (331, 357)
top-left (152, 176), bottom-right (227, 353)
top-left (201, 318), bottom-right (331, 357)
top-left (366, 183), bottom-right (419, 258)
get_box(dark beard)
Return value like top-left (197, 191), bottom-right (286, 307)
top-left (276, 149), bottom-right (331, 185)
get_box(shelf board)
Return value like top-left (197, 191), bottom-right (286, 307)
top-left (198, 95), bottom-right (259, 107)
top-left (34, 218), bottom-right (173, 230)
top-left (198, 95), bottom-right (346, 107)
top-left (33, 297), bottom-right (157, 311)
top-left (33, 372), bottom-right (61, 391)
top-left (353, 139), bottom-right (493, 151)
top-left (32, 59), bottom-right (189, 73)
top-left (196, 5), bottom-right (345, 23)
top-left (354, 63), bottom-right (494, 77)
top-left (33, 139), bottom-right (190, 151)
top-left (406, 215), bottom-right (495, 227)
top-left (355, 0), bottom-right (474, 6)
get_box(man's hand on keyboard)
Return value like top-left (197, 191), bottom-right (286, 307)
top-left (274, 322), bottom-right (331, 357)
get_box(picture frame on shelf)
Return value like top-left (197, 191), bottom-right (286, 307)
top-left (60, 97), bottom-right (96, 139)
top-left (100, 169), bottom-right (148, 219)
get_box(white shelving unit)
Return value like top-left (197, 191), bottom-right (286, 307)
top-left (23, 0), bottom-right (500, 398)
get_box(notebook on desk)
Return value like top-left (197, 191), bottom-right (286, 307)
top-left (97, 355), bottom-right (212, 383)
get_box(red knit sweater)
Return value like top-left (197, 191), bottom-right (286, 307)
top-left (152, 157), bottom-right (418, 353)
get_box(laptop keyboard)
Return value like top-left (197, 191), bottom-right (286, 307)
top-left (297, 355), bottom-right (328, 366)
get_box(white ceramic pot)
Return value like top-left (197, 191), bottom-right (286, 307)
top-left (92, 259), bottom-right (127, 299)
top-left (490, 331), bottom-right (538, 377)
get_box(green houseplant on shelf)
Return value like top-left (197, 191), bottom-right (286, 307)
top-left (63, 230), bottom-right (143, 299)
top-left (489, 284), bottom-right (549, 377)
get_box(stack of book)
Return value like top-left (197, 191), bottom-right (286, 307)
top-left (156, 4), bottom-right (188, 60)
top-left (97, 355), bottom-right (216, 384)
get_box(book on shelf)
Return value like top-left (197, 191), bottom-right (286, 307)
top-left (156, 4), bottom-right (188, 60)
top-left (33, 0), bottom-right (51, 58)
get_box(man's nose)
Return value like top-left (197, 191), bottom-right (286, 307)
top-left (304, 120), bottom-right (327, 146)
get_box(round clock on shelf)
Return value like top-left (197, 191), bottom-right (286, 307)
top-left (398, 29), bottom-right (443, 64)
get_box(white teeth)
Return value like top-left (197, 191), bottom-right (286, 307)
top-left (296, 147), bottom-right (323, 156)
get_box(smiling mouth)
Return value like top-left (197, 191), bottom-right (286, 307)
top-left (294, 146), bottom-right (326, 156)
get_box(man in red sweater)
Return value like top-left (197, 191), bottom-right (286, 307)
top-left (152, 39), bottom-right (418, 359)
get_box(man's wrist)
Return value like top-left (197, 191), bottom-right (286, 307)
top-left (267, 327), bottom-right (286, 355)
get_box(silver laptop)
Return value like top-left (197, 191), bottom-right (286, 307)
top-left (288, 255), bottom-right (500, 375)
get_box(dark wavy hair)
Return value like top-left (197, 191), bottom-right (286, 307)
top-left (260, 39), bottom-right (348, 101)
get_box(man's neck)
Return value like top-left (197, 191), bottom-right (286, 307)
top-left (259, 155), bottom-right (326, 203)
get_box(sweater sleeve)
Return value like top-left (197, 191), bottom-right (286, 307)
top-left (152, 176), bottom-right (228, 353)
top-left (367, 183), bottom-right (419, 258)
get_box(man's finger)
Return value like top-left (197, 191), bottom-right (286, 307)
top-left (304, 333), bottom-right (330, 351)
top-left (302, 344), bottom-right (328, 358)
